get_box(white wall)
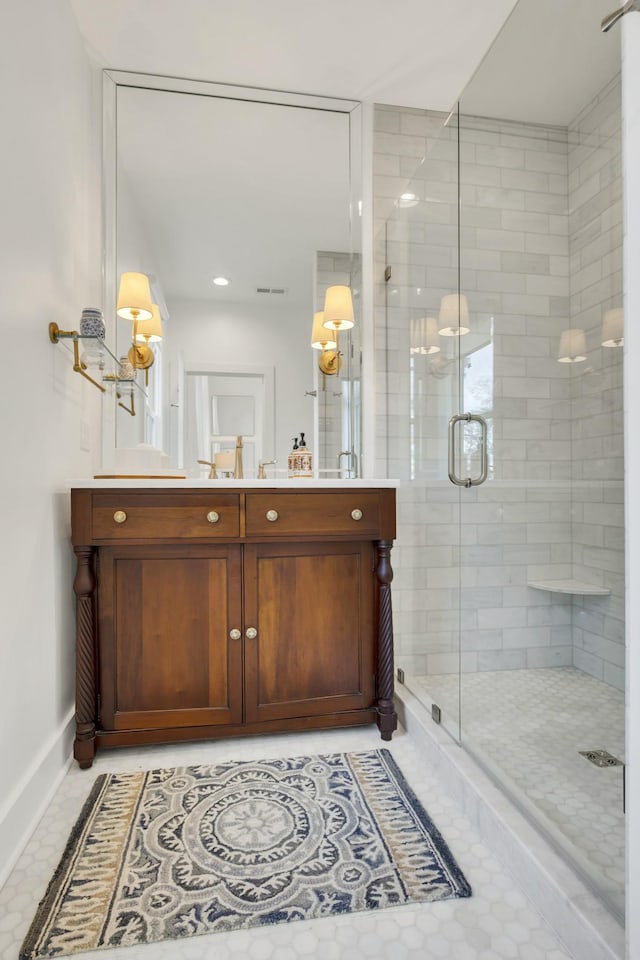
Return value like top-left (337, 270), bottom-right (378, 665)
top-left (164, 297), bottom-right (315, 474)
top-left (622, 14), bottom-right (640, 959)
top-left (0, 0), bottom-right (102, 884)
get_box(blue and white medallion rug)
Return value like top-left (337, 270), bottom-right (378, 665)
top-left (21, 750), bottom-right (471, 958)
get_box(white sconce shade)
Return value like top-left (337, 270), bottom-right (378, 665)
top-left (135, 303), bottom-right (163, 342)
top-left (438, 293), bottom-right (470, 336)
top-left (311, 311), bottom-right (337, 350)
top-left (558, 328), bottom-right (587, 363)
top-left (601, 308), bottom-right (624, 347)
top-left (410, 316), bottom-right (440, 355)
top-left (322, 285), bottom-right (354, 331)
top-left (116, 272), bottom-right (153, 321)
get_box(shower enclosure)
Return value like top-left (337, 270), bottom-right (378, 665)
top-left (378, 0), bottom-right (625, 920)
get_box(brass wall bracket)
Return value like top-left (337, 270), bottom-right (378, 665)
top-left (318, 349), bottom-right (342, 376)
top-left (49, 322), bottom-right (106, 393)
top-left (128, 342), bottom-right (154, 370)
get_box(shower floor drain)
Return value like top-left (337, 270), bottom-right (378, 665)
top-left (579, 749), bottom-right (623, 767)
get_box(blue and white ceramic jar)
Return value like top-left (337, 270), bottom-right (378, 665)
top-left (79, 308), bottom-right (105, 340)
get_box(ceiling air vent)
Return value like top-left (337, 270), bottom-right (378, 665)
top-left (256, 287), bottom-right (288, 295)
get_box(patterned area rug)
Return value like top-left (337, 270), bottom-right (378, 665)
top-left (21, 749), bottom-right (470, 958)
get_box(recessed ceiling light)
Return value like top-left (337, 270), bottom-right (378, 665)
top-left (213, 276), bottom-right (230, 286)
top-left (396, 192), bottom-right (419, 208)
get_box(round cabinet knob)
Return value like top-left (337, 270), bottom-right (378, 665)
top-left (266, 509), bottom-right (279, 522)
top-left (351, 508), bottom-right (363, 521)
top-left (206, 511), bottom-right (220, 524)
top-left (113, 510), bottom-right (127, 524)
top-left (229, 628), bottom-right (241, 641)
top-left (246, 627), bottom-right (258, 639)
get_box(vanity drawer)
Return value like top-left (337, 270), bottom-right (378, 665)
top-left (90, 494), bottom-right (240, 540)
top-left (245, 492), bottom-right (382, 538)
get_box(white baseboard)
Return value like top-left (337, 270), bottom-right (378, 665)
top-left (0, 708), bottom-right (75, 890)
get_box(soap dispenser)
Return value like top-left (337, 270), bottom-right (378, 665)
top-left (287, 437), bottom-right (299, 478)
top-left (296, 432), bottom-right (313, 478)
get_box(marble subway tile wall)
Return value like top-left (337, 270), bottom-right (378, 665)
top-left (568, 76), bottom-right (624, 689)
top-left (374, 105), bottom-right (575, 679)
top-left (374, 100), bottom-right (622, 688)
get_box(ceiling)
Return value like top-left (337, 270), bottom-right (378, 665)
top-left (460, 0), bottom-right (620, 125)
top-left (68, 0), bottom-right (519, 112)
top-left (69, 0), bottom-right (622, 315)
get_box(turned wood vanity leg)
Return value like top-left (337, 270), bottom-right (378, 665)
top-left (375, 538), bottom-right (398, 740)
top-left (73, 546), bottom-right (97, 768)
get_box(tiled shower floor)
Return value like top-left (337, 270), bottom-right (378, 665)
top-left (409, 667), bottom-right (625, 918)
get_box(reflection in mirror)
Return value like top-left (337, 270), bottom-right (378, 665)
top-left (103, 73), bottom-right (362, 478)
top-left (184, 366), bottom-right (275, 480)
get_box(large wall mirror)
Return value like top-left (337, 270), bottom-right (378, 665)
top-left (102, 72), bottom-right (363, 479)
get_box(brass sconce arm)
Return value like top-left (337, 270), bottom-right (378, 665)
top-left (49, 323), bottom-right (106, 393)
top-left (116, 390), bottom-right (135, 417)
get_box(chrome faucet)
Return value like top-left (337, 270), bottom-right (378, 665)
top-left (337, 449), bottom-right (359, 478)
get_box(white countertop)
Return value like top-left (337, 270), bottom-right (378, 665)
top-left (67, 478), bottom-right (399, 489)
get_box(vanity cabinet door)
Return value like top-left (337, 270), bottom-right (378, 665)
top-left (243, 541), bottom-right (375, 723)
top-left (98, 543), bottom-right (243, 731)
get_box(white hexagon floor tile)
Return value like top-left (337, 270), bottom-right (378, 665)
top-left (1, 726), bottom-right (577, 960)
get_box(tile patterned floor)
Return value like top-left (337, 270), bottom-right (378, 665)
top-left (0, 725), bottom-right (577, 960)
top-left (410, 667), bottom-right (625, 918)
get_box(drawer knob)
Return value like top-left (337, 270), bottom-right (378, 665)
top-left (351, 508), bottom-right (363, 521)
top-left (206, 511), bottom-right (220, 524)
top-left (246, 627), bottom-right (258, 639)
top-left (266, 509), bottom-right (279, 522)
top-left (229, 628), bottom-right (241, 640)
top-left (113, 510), bottom-right (127, 524)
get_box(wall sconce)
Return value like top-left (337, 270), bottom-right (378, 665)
top-left (311, 310), bottom-right (340, 375)
top-left (410, 316), bottom-right (440, 355)
top-left (323, 285), bottom-right (355, 334)
top-left (601, 308), bottom-right (624, 347)
top-left (319, 285), bottom-right (354, 378)
top-left (131, 303), bottom-right (163, 385)
top-left (116, 271), bottom-right (155, 375)
top-left (438, 293), bottom-right (470, 336)
top-left (558, 328), bottom-right (587, 363)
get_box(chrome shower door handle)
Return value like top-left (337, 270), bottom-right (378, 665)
top-left (448, 413), bottom-right (488, 487)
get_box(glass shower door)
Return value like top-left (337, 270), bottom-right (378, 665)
top-left (382, 103), bottom-right (463, 740)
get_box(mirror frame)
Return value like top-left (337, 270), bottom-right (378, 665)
top-left (101, 69), bottom-right (365, 474)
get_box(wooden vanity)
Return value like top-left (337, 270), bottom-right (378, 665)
top-left (70, 482), bottom-right (397, 767)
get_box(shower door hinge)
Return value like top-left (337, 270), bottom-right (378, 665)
top-left (396, 667), bottom-right (405, 684)
top-left (384, 265), bottom-right (392, 282)
top-left (431, 703), bottom-right (442, 724)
